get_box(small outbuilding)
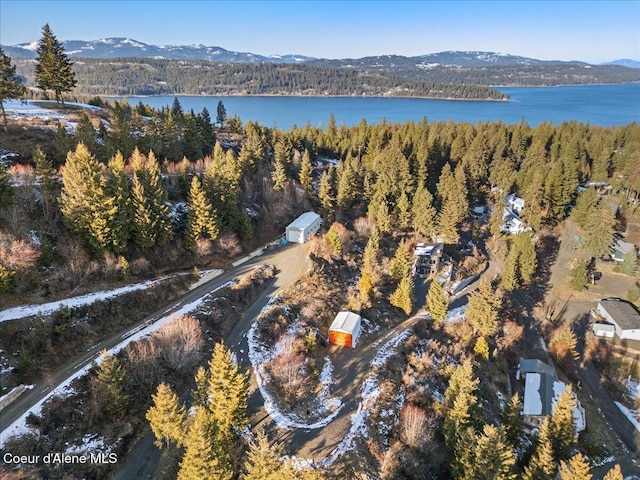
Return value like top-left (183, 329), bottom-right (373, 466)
top-left (285, 211), bottom-right (322, 244)
top-left (329, 311), bottom-right (363, 348)
top-left (592, 322), bottom-right (615, 338)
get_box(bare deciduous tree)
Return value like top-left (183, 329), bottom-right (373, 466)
top-left (401, 403), bottom-right (428, 448)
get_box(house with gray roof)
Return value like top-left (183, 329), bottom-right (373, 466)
top-left (596, 299), bottom-right (640, 341)
top-left (518, 359), bottom-right (586, 434)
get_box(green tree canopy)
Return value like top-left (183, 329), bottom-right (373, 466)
top-left (35, 24), bottom-right (77, 105)
top-left (0, 47), bottom-right (26, 131)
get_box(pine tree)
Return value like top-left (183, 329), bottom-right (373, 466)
top-left (326, 224), bottom-right (343, 256)
top-left (33, 146), bottom-right (59, 223)
top-left (318, 170), bottom-right (335, 220)
top-left (362, 227), bottom-right (380, 280)
top-left (466, 279), bottom-right (501, 337)
top-left (583, 201), bottom-right (616, 259)
top-left (443, 361), bottom-right (479, 478)
top-left (437, 198), bottom-right (461, 243)
top-left (178, 406), bottom-right (232, 480)
top-left (59, 143), bottom-right (118, 254)
top-left (243, 432), bottom-right (294, 480)
top-left (426, 279), bottom-right (448, 324)
top-left (490, 196), bottom-right (506, 237)
top-left (358, 271), bottom-right (374, 307)
top-left (501, 253), bottom-right (519, 292)
top-left (549, 386), bottom-right (577, 461)
top-left (216, 100), bottom-right (227, 127)
top-left (473, 424), bottom-right (516, 480)
top-left (558, 453), bottom-right (592, 480)
top-left (389, 239), bottom-right (412, 282)
top-left (616, 248), bottom-right (638, 276)
top-left (390, 275), bottom-right (414, 315)
top-left (412, 185), bottom-right (437, 239)
top-left (130, 151), bottom-right (173, 247)
top-left (95, 351), bottom-right (129, 417)
top-left (514, 232), bottom-right (537, 283)
top-left (271, 158), bottom-right (287, 192)
top-left (570, 188), bottom-right (598, 228)
top-left (569, 259), bottom-right (589, 291)
top-left (396, 191), bottom-right (412, 228)
top-left (0, 48), bottom-right (26, 131)
top-left (501, 392), bottom-right (523, 447)
top-left (603, 465), bottom-right (623, 480)
top-left (185, 176), bottom-right (219, 248)
top-left (191, 365), bottom-right (209, 407)
top-left (146, 383), bottom-right (187, 448)
top-left (474, 336), bottom-right (490, 360)
top-left (206, 342), bottom-right (249, 447)
top-left (34, 24), bottom-right (76, 105)
top-left (106, 152), bottom-right (132, 253)
top-left (522, 419), bottom-right (558, 480)
top-left (299, 149), bottom-right (313, 193)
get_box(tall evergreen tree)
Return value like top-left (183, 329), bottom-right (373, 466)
top-left (185, 176), bottom-right (219, 248)
top-left (389, 239), bottom-right (412, 282)
top-left (558, 453), bottom-right (592, 480)
top-left (0, 47), bottom-right (26, 131)
top-left (412, 185), bottom-right (437, 239)
top-left (216, 100), bottom-right (227, 128)
top-left (59, 143), bottom-right (118, 253)
top-left (271, 158), bottom-right (287, 192)
top-left (548, 386), bottom-right (577, 461)
top-left (603, 465), bottom-right (624, 480)
top-left (466, 279), bottom-right (501, 337)
top-left (34, 24), bottom-right (77, 105)
top-left (472, 424), bottom-right (516, 480)
top-left (206, 342), bottom-right (249, 447)
top-left (583, 201), bottom-right (616, 258)
top-left (191, 365), bottom-right (210, 407)
top-left (299, 149), bottom-right (313, 193)
top-left (390, 274), bottom-right (414, 315)
top-left (501, 392), bottom-right (523, 447)
top-left (243, 432), bottom-right (294, 480)
top-left (106, 152), bottom-right (132, 253)
top-left (130, 150), bottom-right (173, 247)
top-left (426, 279), bottom-right (448, 324)
top-left (178, 406), bottom-right (232, 480)
top-left (146, 383), bottom-right (187, 448)
top-left (95, 352), bottom-right (129, 418)
top-left (522, 419), bottom-right (558, 480)
top-left (33, 146), bottom-right (59, 223)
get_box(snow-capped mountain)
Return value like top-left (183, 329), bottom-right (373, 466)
top-left (1, 37), bottom-right (316, 64)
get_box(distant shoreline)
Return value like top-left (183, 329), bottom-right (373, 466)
top-left (104, 93), bottom-right (511, 103)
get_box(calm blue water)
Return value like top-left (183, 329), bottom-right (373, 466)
top-left (119, 83), bottom-right (640, 129)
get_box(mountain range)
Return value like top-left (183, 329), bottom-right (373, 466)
top-left (2, 37), bottom-right (638, 68)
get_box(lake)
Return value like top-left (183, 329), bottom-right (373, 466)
top-left (118, 83), bottom-right (640, 129)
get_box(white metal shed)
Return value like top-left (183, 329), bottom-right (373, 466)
top-left (285, 211), bottom-right (321, 244)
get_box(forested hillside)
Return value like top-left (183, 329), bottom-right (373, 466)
top-left (13, 58), bottom-right (509, 99)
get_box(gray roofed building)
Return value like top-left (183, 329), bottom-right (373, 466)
top-left (517, 358), bottom-right (556, 379)
top-left (596, 299), bottom-right (640, 341)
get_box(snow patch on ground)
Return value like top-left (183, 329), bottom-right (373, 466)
top-left (615, 401), bottom-right (640, 432)
top-left (0, 276), bottom-right (174, 322)
top-left (624, 378), bottom-right (640, 401)
top-left (318, 329), bottom-right (410, 467)
top-left (65, 433), bottom-right (114, 455)
top-left (445, 305), bottom-right (466, 323)
top-left (248, 316), bottom-right (343, 430)
top-left (0, 284), bottom-right (227, 448)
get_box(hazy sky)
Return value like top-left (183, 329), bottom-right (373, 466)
top-left (1, 0), bottom-right (639, 63)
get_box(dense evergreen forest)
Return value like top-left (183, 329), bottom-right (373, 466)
top-left (310, 58), bottom-right (640, 86)
top-left (1, 97), bottom-right (639, 479)
top-left (13, 58), bottom-right (509, 99)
